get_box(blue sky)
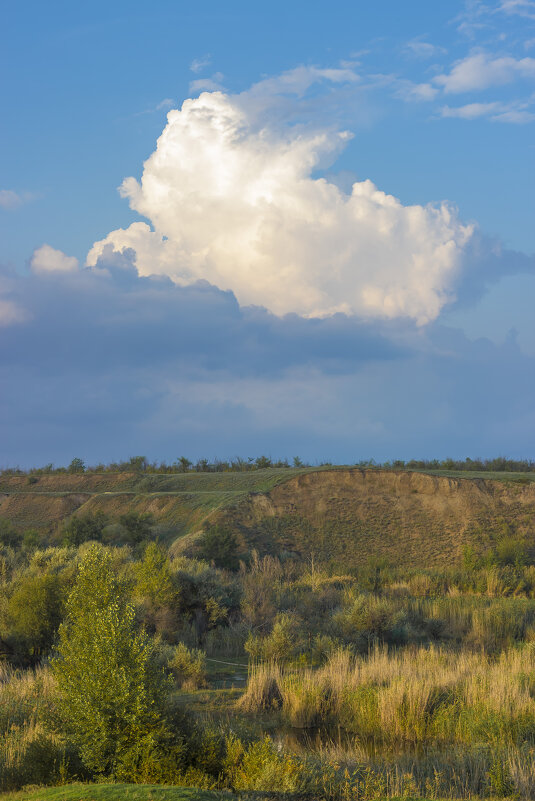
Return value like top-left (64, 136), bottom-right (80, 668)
top-left (1, 0), bottom-right (535, 466)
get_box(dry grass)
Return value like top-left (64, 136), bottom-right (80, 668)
top-left (240, 644), bottom-right (535, 746)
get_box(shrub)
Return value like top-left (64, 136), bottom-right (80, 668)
top-left (169, 642), bottom-right (207, 690)
top-left (199, 525), bottom-right (239, 570)
top-left (226, 735), bottom-right (304, 793)
top-left (245, 612), bottom-right (303, 662)
top-left (61, 512), bottom-right (107, 547)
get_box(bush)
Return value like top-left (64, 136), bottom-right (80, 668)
top-left (198, 525), bottom-right (239, 570)
top-left (169, 643), bottom-right (207, 690)
top-left (245, 612), bottom-right (303, 662)
top-left (61, 512), bottom-right (107, 547)
top-left (225, 735), bottom-right (304, 793)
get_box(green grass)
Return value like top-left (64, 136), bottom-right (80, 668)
top-left (414, 469), bottom-right (535, 483)
top-left (0, 785), bottom-right (232, 801)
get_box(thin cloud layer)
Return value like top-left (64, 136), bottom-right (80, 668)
top-left (88, 80), bottom-right (473, 325)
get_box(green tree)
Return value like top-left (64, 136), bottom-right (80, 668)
top-left (0, 518), bottom-right (21, 549)
top-left (22, 528), bottom-right (40, 553)
top-left (61, 512), bottom-right (107, 547)
top-left (68, 457), bottom-right (85, 473)
top-left (199, 525), bottom-right (239, 570)
top-left (7, 572), bottom-right (64, 660)
top-left (119, 511), bottom-right (154, 545)
top-left (134, 542), bottom-right (176, 608)
top-left (52, 545), bottom-right (173, 777)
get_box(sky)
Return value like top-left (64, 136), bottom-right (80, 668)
top-left (1, 0), bottom-right (535, 467)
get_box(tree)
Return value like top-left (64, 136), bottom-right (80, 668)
top-left (0, 518), bottom-right (21, 549)
top-left (7, 572), bottom-right (64, 660)
top-left (68, 457), bottom-right (85, 474)
top-left (52, 545), bottom-right (173, 777)
top-left (61, 512), bottom-right (107, 546)
top-left (119, 511), bottom-right (154, 545)
top-left (199, 525), bottom-right (239, 570)
top-left (134, 542), bottom-right (176, 608)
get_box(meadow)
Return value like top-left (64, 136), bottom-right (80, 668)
top-left (2, 462), bottom-right (535, 798)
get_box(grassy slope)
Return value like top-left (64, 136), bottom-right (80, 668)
top-left (0, 786), bottom-right (231, 801)
top-left (0, 468), bottom-right (322, 537)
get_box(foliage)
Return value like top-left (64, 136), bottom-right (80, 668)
top-left (0, 519), bottom-right (21, 549)
top-left (51, 545), bottom-right (177, 777)
top-left (7, 572), bottom-right (64, 660)
top-left (61, 512), bottom-right (107, 547)
top-left (135, 542), bottom-right (176, 608)
top-left (119, 512), bottom-right (154, 545)
top-left (245, 612), bottom-right (303, 662)
top-left (168, 643), bottom-right (207, 690)
top-left (198, 525), bottom-right (239, 571)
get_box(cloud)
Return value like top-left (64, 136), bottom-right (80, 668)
top-left (492, 107), bottom-right (535, 120)
top-left (0, 269), bottom-right (30, 326)
top-left (0, 189), bottom-right (35, 210)
top-left (2, 253), bottom-right (535, 466)
top-left (440, 99), bottom-right (535, 121)
top-left (403, 39), bottom-right (447, 59)
top-left (156, 98), bottom-right (175, 110)
top-left (190, 54), bottom-right (212, 74)
top-left (435, 52), bottom-right (535, 92)
top-left (30, 244), bottom-right (79, 275)
top-left (0, 253), bottom-right (406, 464)
top-left (189, 72), bottom-right (225, 94)
top-left (395, 80), bottom-right (439, 101)
top-left (88, 76), bottom-right (473, 325)
top-left (498, 0), bottom-right (535, 19)
top-left (441, 101), bottom-right (503, 117)
top-left (0, 190), bottom-right (24, 210)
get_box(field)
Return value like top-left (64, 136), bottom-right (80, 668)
top-left (3, 465), bottom-right (535, 798)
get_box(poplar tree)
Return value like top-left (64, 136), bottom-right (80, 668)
top-left (52, 545), bottom-right (170, 777)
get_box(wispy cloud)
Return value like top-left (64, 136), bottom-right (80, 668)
top-left (440, 97), bottom-right (535, 120)
top-left (189, 72), bottom-right (225, 94)
top-left (403, 38), bottom-right (447, 59)
top-left (498, 0), bottom-right (535, 19)
top-left (133, 98), bottom-right (176, 117)
top-left (395, 80), bottom-right (439, 102)
top-left (190, 54), bottom-right (211, 74)
top-left (0, 189), bottom-right (35, 210)
top-left (434, 51), bottom-right (535, 92)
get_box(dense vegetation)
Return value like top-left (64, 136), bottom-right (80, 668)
top-left (2, 469), bottom-right (535, 799)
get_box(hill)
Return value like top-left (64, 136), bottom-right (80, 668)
top-left (2, 467), bottom-right (535, 568)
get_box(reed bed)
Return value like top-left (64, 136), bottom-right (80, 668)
top-left (240, 644), bottom-right (535, 746)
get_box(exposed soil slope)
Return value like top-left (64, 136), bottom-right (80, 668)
top-left (212, 469), bottom-right (535, 568)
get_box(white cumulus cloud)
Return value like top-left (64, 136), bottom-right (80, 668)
top-left (88, 79), bottom-right (473, 324)
top-left (30, 244), bottom-right (79, 275)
